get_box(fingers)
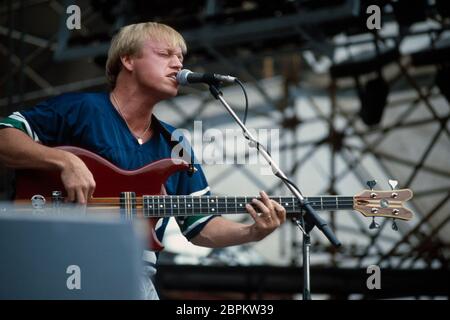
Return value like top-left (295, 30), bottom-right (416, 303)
top-left (67, 188), bottom-right (75, 203)
top-left (246, 200), bottom-right (271, 225)
top-left (64, 179), bottom-right (95, 204)
top-left (87, 181), bottom-right (96, 201)
top-left (247, 191), bottom-right (287, 225)
top-left (61, 153), bottom-right (96, 204)
top-left (245, 203), bottom-right (259, 221)
top-left (245, 191), bottom-right (287, 242)
top-left (259, 191), bottom-right (274, 212)
top-left (250, 192), bottom-right (280, 226)
top-left (272, 200), bottom-right (287, 224)
top-left (79, 180), bottom-right (96, 204)
top-left (252, 198), bottom-right (271, 218)
top-left (85, 176), bottom-right (96, 203)
top-left (76, 188), bottom-right (87, 204)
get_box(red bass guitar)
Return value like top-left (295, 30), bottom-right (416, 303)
top-left (14, 146), bottom-right (414, 251)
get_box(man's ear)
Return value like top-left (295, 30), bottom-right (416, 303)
top-left (120, 55), bottom-right (134, 72)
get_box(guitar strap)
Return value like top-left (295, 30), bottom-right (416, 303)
top-left (151, 115), bottom-right (196, 177)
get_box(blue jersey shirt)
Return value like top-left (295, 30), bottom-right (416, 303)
top-left (0, 92), bottom-right (216, 254)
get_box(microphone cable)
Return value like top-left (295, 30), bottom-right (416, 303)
top-left (233, 78), bottom-right (307, 228)
top-left (234, 78), bottom-right (249, 125)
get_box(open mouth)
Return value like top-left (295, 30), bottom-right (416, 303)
top-left (167, 72), bottom-right (178, 82)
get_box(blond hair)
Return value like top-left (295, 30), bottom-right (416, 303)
top-left (106, 22), bottom-right (187, 88)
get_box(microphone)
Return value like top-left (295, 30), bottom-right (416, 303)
top-left (176, 69), bottom-right (236, 86)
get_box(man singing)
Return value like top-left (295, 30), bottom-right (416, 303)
top-left (0, 22), bottom-right (286, 299)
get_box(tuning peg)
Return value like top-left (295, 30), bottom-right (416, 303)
top-left (392, 219), bottom-right (399, 231)
top-left (369, 217), bottom-right (380, 229)
top-left (366, 180), bottom-right (377, 190)
top-left (388, 179), bottom-right (398, 190)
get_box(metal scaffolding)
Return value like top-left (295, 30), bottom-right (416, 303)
top-left (1, 0), bottom-right (449, 298)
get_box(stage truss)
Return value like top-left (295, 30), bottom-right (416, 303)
top-left (1, 0), bottom-right (449, 297)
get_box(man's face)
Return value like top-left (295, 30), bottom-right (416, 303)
top-left (130, 39), bottom-right (184, 100)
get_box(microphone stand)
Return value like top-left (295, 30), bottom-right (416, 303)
top-left (208, 82), bottom-right (341, 300)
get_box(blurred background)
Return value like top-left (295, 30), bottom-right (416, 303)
top-left (0, 0), bottom-right (449, 299)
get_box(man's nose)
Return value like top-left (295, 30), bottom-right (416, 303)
top-left (171, 56), bottom-right (183, 69)
top-left (170, 55), bottom-right (183, 70)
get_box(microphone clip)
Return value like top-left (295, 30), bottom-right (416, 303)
top-left (208, 82), bottom-right (223, 100)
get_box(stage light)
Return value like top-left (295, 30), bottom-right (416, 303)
top-left (435, 66), bottom-right (450, 104)
top-left (329, 47), bottom-right (396, 127)
top-left (359, 76), bottom-right (389, 126)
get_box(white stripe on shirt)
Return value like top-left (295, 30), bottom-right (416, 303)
top-left (10, 112), bottom-right (40, 142)
top-left (182, 215), bottom-right (213, 236)
top-left (189, 186), bottom-right (210, 197)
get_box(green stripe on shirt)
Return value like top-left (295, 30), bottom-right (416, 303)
top-left (0, 116), bottom-right (28, 133)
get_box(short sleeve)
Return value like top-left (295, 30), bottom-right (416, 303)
top-left (20, 94), bottom-right (87, 146)
top-left (174, 160), bottom-right (219, 241)
top-left (0, 112), bottom-right (40, 141)
top-left (0, 93), bottom-right (90, 146)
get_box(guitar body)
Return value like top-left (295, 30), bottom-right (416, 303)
top-left (14, 146), bottom-right (192, 251)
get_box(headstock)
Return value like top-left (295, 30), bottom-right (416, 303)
top-left (354, 180), bottom-right (413, 230)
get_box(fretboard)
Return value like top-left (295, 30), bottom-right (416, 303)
top-left (141, 195), bottom-right (354, 217)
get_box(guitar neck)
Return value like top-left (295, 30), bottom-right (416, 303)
top-left (140, 195), bottom-right (354, 217)
top-left (13, 146), bottom-right (414, 223)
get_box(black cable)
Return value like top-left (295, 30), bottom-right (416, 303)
top-left (233, 78), bottom-right (308, 226)
top-left (234, 79), bottom-right (249, 125)
top-left (229, 78), bottom-right (338, 245)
